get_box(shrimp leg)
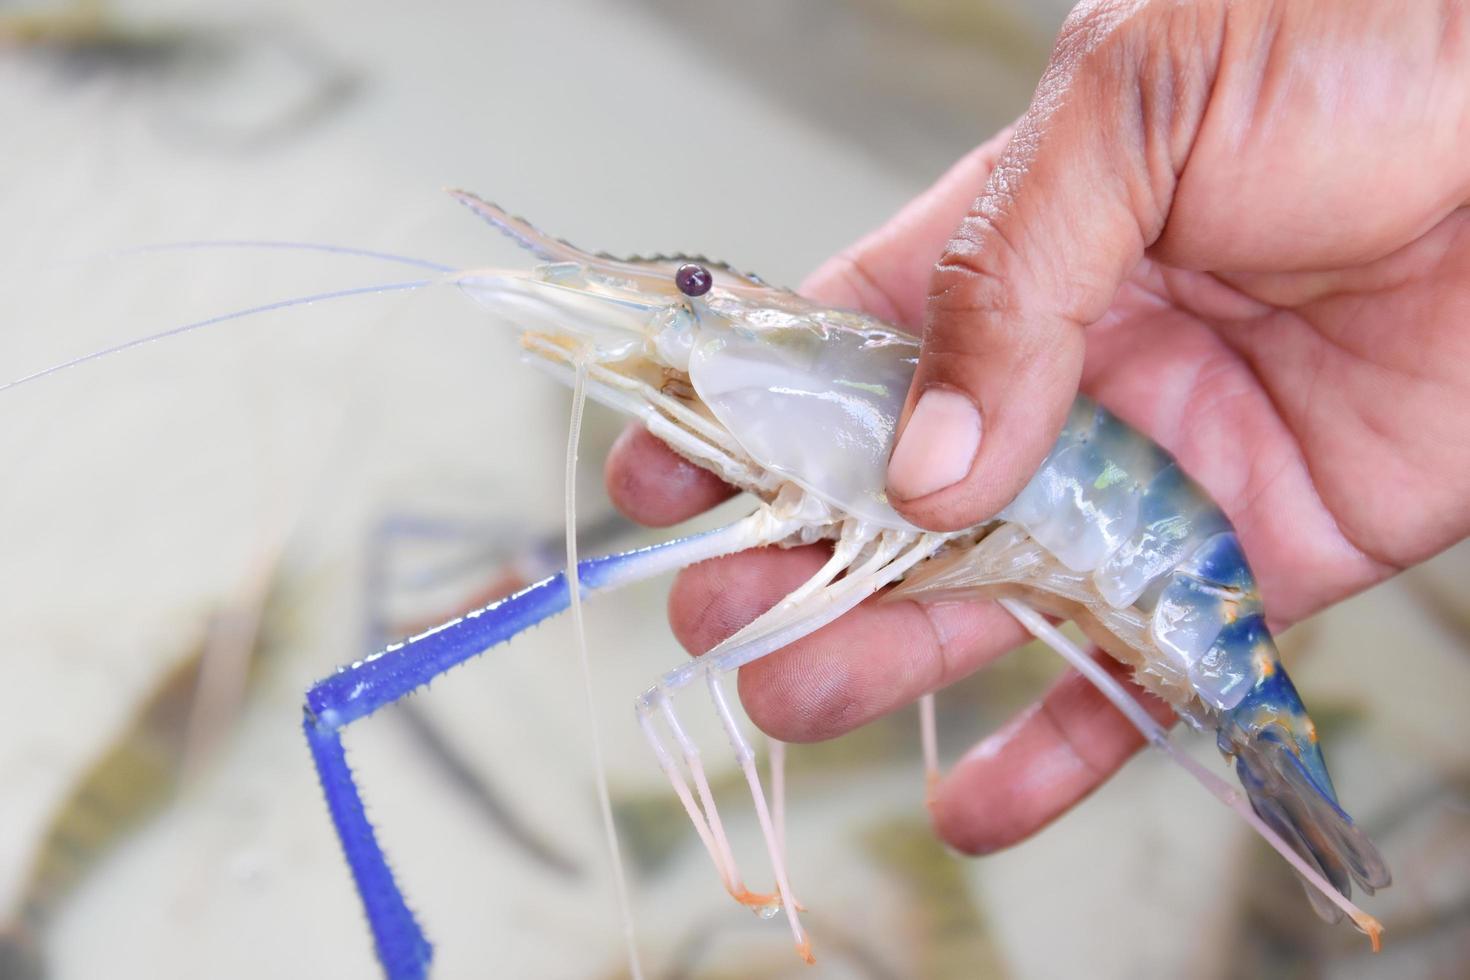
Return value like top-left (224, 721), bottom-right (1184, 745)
top-left (631, 520), bottom-right (879, 914)
top-left (303, 510), bottom-right (796, 980)
top-left (638, 530), bottom-right (947, 963)
top-left (357, 507), bottom-right (635, 878)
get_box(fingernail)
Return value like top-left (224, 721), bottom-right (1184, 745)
top-left (887, 387), bottom-right (981, 501)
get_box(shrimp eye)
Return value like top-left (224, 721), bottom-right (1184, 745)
top-left (674, 263), bottom-right (712, 297)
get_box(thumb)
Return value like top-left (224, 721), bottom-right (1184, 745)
top-left (886, 1), bottom-right (1222, 530)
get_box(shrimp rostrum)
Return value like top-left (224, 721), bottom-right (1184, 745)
top-left (19, 191), bottom-right (1386, 978)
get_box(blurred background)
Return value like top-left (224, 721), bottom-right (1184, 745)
top-left (0, 1), bottom-right (1466, 978)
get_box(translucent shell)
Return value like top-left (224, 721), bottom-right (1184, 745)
top-left (1094, 465), bottom-right (1230, 609)
top-left (1193, 613), bottom-right (1269, 712)
top-left (997, 401), bottom-right (1152, 572)
top-left (689, 309), bottom-right (1314, 754)
top-left (987, 400), bottom-right (1279, 713)
top-left (688, 303), bottom-right (919, 528)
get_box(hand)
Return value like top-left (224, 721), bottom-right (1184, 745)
top-left (605, 0), bottom-right (1470, 855)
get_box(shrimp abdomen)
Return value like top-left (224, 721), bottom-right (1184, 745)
top-left (892, 394), bottom-right (1391, 922)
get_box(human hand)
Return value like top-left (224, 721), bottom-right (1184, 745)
top-left (605, 0), bottom-right (1470, 855)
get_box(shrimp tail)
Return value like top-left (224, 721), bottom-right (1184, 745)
top-left (1222, 670), bottom-right (1391, 923)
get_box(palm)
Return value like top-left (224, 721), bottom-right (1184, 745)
top-left (1084, 208), bottom-right (1470, 626)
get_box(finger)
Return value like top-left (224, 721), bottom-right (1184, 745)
top-left (603, 423), bottom-right (736, 527)
top-left (667, 545), bottom-right (1028, 741)
top-left (800, 128), bottom-right (1014, 326)
top-left (930, 652), bottom-right (1175, 855)
top-left (886, 3), bottom-right (1225, 529)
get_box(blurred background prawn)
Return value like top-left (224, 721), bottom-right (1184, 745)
top-left (0, 0), bottom-right (1467, 977)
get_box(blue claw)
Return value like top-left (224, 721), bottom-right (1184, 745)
top-left (303, 528), bottom-right (733, 978)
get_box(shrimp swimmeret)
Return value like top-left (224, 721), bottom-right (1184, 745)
top-left (3, 190), bottom-right (1390, 980)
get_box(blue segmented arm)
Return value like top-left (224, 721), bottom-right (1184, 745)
top-left (305, 566), bottom-right (579, 978)
top-left (302, 521), bottom-right (771, 980)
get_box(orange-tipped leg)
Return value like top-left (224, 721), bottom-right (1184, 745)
top-left (706, 671), bottom-right (812, 959)
top-left (731, 886), bottom-right (780, 908)
top-left (637, 691), bottom-right (753, 902)
top-left (1353, 912), bottom-right (1384, 953)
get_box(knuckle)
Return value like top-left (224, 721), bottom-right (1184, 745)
top-left (936, 1), bottom-right (1222, 332)
top-left (1054, 0), bottom-right (1140, 72)
top-left (1130, 4), bottom-right (1225, 200)
top-left (928, 220), bottom-right (1023, 327)
top-left (1056, 0), bottom-right (1215, 68)
top-left (1057, 1), bottom-right (1221, 210)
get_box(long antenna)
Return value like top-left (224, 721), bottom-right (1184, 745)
top-left (0, 278), bottom-right (435, 394)
top-left (564, 356), bottom-right (645, 979)
top-left (112, 241), bottom-right (456, 274)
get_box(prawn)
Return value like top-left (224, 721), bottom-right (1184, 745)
top-left (3, 191), bottom-right (1391, 979)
